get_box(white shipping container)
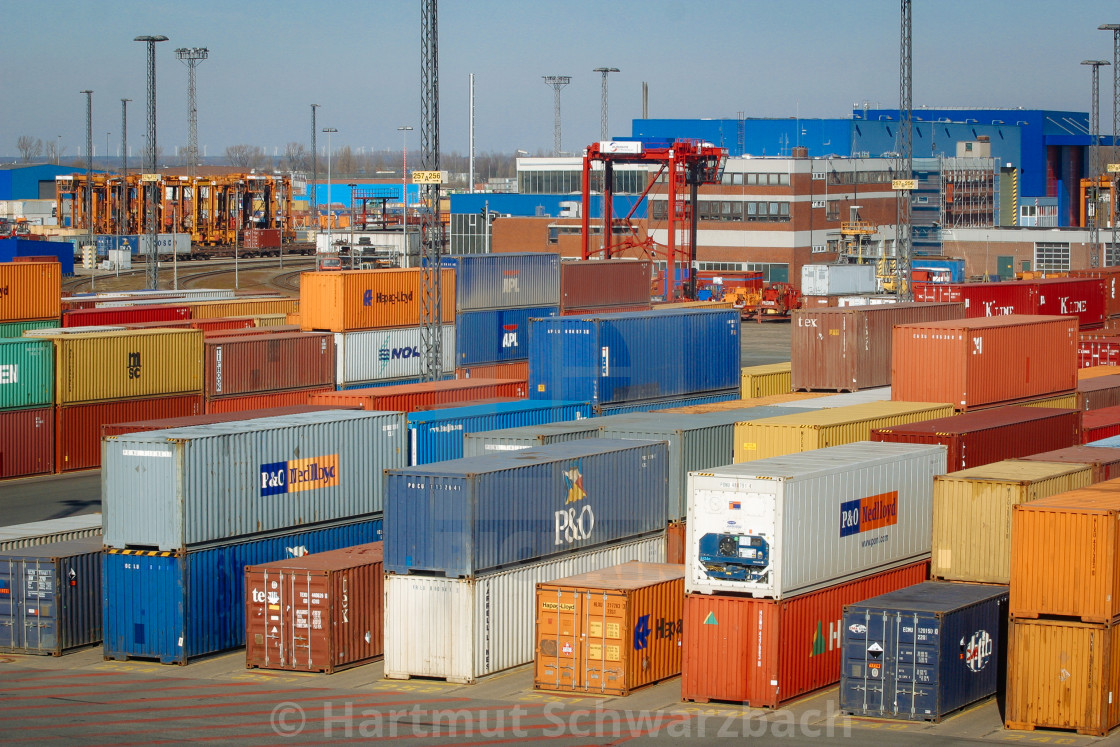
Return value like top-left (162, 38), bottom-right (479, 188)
top-left (136, 233), bottom-right (191, 256)
top-left (837, 295), bottom-right (899, 307)
top-left (800, 264), bottom-right (878, 296)
top-left (685, 441), bottom-right (945, 598)
top-left (335, 325), bottom-right (455, 387)
top-left (0, 514), bottom-right (102, 553)
top-left (384, 533), bottom-right (665, 684)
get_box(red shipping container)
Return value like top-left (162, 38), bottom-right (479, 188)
top-left (1078, 375), bottom-right (1120, 411)
top-left (118, 320), bottom-right (193, 330)
top-left (189, 317), bottom-right (257, 334)
top-left (101, 404), bottom-right (359, 439)
top-left (559, 259), bottom-right (653, 312)
top-left (200, 324), bottom-right (301, 339)
top-left (309, 378), bottom-right (527, 412)
top-left (1080, 336), bottom-right (1120, 368)
top-left (0, 407), bottom-right (54, 478)
top-left (1016, 445), bottom-right (1120, 483)
top-left (203, 386), bottom-right (333, 414)
top-left (681, 561), bottom-right (929, 707)
top-left (205, 332), bottom-right (334, 398)
top-left (913, 281), bottom-right (1036, 316)
top-left (871, 406), bottom-right (1081, 472)
top-left (666, 521), bottom-right (686, 565)
top-left (1034, 278), bottom-right (1107, 329)
top-left (56, 394), bottom-right (205, 472)
top-left (455, 361), bottom-right (529, 380)
top-left (1082, 405), bottom-right (1120, 443)
top-left (561, 304), bottom-right (652, 316)
top-left (242, 228), bottom-right (282, 250)
top-left (1070, 266), bottom-right (1120, 318)
top-left (62, 304), bottom-right (192, 328)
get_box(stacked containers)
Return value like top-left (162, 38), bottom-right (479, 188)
top-left (1081, 405), bottom-right (1120, 442)
top-left (559, 259), bottom-right (652, 315)
top-left (1070, 266), bottom-right (1120, 318)
top-left (915, 278), bottom-right (1106, 328)
top-left (1016, 444), bottom-right (1120, 483)
top-left (309, 378), bottom-right (527, 412)
top-left (203, 331), bottom-right (335, 413)
top-left (1078, 374), bottom-right (1120, 410)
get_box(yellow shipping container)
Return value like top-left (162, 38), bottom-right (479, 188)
top-left (188, 298), bottom-right (298, 320)
top-left (740, 362), bottom-right (792, 398)
top-left (300, 268), bottom-right (456, 332)
top-left (733, 401), bottom-right (954, 462)
top-left (1019, 392), bottom-right (1077, 409)
top-left (660, 391), bottom-right (830, 414)
top-left (931, 460), bottom-right (1092, 584)
top-left (653, 301), bottom-right (734, 310)
top-left (0, 263), bottom-right (61, 322)
top-left (1079, 365), bottom-right (1120, 380)
top-left (251, 313), bottom-right (289, 327)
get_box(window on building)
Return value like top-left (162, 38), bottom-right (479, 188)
top-left (826, 202), bottom-right (840, 221)
top-left (1034, 242), bottom-right (1070, 271)
top-left (547, 227), bottom-right (559, 245)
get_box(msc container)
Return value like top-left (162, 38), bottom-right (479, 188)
top-left (100, 405), bottom-right (354, 438)
top-left (800, 264), bottom-right (877, 296)
top-left (0, 263), bottom-right (61, 322)
top-left (534, 562), bottom-right (684, 695)
top-left (0, 337), bottom-right (53, 408)
top-left (384, 533), bottom-right (664, 683)
top-left (205, 332), bottom-right (334, 398)
top-left (334, 325), bottom-right (455, 388)
top-left (1082, 405), bottom-right (1120, 442)
top-left (1016, 445), bottom-right (1120, 483)
top-left (456, 361), bottom-right (528, 381)
top-left (792, 303), bottom-right (965, 392)
top-left (187, 298), bottom-right (298, 320)
top-left (244, 542), bottom-right (384, 673)
top-left (462, 420), bottom-right (605, 456)
top-left (529, 309), bottom-right (740, 406)
top-left (442, 252), bottom-right (560, 311)
top-left (687, 441), bottom-right (945, 597)
top-left (560, 259), bottom-right (652, 312)
top-left (102, 410), bottom-right (406, 551)
top-left (0, 320), bottom-right (57, 338)
top-left (840, 582), bottom-right (1009, 722)
top-left (308, 378), bottom-right (527, 413)
top-left (299, 268), bottom-right (455, 332)
top-left (932, 460), bottom-right (1093, 584)
top-left (102, 518), bottom-right (383, 664)
top-left (1071, 265), bottom-right (1120, 318)
top-left (681, 560), bottom-right (929, 707)
top-left (740, 362), bottom-right (791, 398)
top-left (385, 438), bottom-right (668, 577)
top-left (0, 514), bottom-right (101, 553)
top-left (1034, 277), bottom-right (1107, 329)
top-left (202, 386), bottom-right (333, 414)
top-left (62, 304), bottom-right (191, 328)
top-left (1078, 375), bottom-right (1120, 411)
top-left (0, 538), bottom-right (102, 655)
top-left (456, 306), bottom-right (559, 365)
top-left (892, 315), bottom-right (1077, 411)
top-left (0, 406), bottom-right (53, 478)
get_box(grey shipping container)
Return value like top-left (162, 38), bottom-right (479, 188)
top-left (841, 582), bottom-right (1009, 722)
top-left (102, 410), bottom-right (407, 552)
top-left (0, 538), bottom-right (102, 655)
top-left (0, 514), bottom-right (102, 553)
top-left (441, 253), bottom-right (561, 311)
top-left (462, 420), bottom-right (604, 457)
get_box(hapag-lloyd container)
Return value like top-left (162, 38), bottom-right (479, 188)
top-left (100, 405), bottom-right (356, 439)
top-left (686, 442), bottom-right (946, 597)
top-left (0, 263), bottom-right (61, 322)
top-left (102, 410), bottom-right (406, 551)
top-left (681, 560), bottom-right (929, 708)
top-left (462, 420), bottom-right (605, 456)
top-left (385, 438), bottom-right (669, 577)
top-left (1081, 406), bottom-right (1120, 442)
top-left (203, 387), bottom-right (333, 414)
top-left (245, 543), bottom-right (384, 673)
top-left (384, 533), bottom-right (665, 683)
top-left (1071, 265), bottom-right (1120, 317)
top-left (0, 338), bottom-right (53, 408)
top-left (1077, 375), bottom-right (1120, 411)
top-left (441, 253), bottom-right (560, 311)
top-left (102, 518), bottom-right (383, 664)
top-left (560, 259), bottom-right (653, 312)
top-left (740, 362), bottom-right (792, 398)
top-left (309, 378), bottom-right (527, 413)
top-left (62, 304), bottom-right (191, 328)
top-left (456, 306), bottom-right (558, 365)
top-left (0, 514), bottom-right (102, 553)
top-left (1016, 445), bottom-right (1120, 483)
top-left (334, 326), bottom-right (455, 387)
top-left (0, 407), bottom-right (53, 478)
top-left (299, 268), bottom-right (456, 332)
top-left (891, 315), bottom-right (1078, 410)
top-left (205, 332), bottom-right (334, 398)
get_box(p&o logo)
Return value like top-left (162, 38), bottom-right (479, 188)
top-left (260, 454), bottom-right (340, 496)
top-left (555, 460), bottom-right (594, 545)
top-left (839, 491), bottom-right (898, 538)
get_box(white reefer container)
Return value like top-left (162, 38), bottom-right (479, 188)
top-left (800, 264), bottom-right (878, 296)
top-left (383, 533), bottom-right (664, 684)
top-left (685, 441), bottom-right (945, 597)
top-left (335, 325), bottom-right (455, 387)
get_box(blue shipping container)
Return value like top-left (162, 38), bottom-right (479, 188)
top-left (529, 309), bottom-right (740, 406)
top-left (0, 237), bottom-right (75, 275)
top-left (841, 581), bottom-right (1009, 722)
top-left (102, 518), bottom-right (383, 664)
top-left (912, 259), bottom-right (965, 284)
top-left (595, 389), bottom-right (740, 416)
top-left (407, 400), bottom-right (592, 465)
top-left (440, 253), bottom-right (561, 311)
top-left (1086, 435), bottom-right (1120, 448)
top-left (457, 306), bottom-right (559, 365)
top-left (385, 438), bottom-right (668, 578)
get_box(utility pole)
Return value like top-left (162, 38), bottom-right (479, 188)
top-left (1084, 59), bottom-right (1110, 268)
top-left (894, 0), bottom-right (914, 301)
top-left (420, 0), bottom-right (443, 381)
top-left (310, 104), bottom-right (320, 238)
top-left (81, 90), bottom-right (94, 288)
top-left (121, 98), bottom-right (131, 236)
top-left (542, 75), bottom-right (571, 157)
top-left (1101, 24), bottom-right (1120, 265)
top-left (176, 47), bottom-right (207, 243)
top-left (135, 34), bottom-right (169, 290)
top-left (593, 67), bottom-right (619, 141)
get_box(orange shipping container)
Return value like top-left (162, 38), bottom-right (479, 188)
top-left (455, 361), bottom-right (529, 381)
top-left (299, 269), bottom-right (456, 332)
top-left (308, 378), bottom-right (526, 412)
top-left (203, 386), bottom-right (333, 414)
top-left (666, 521), bottom-right (685, 565)
top-left (0, 262), bottom-right (61, 322)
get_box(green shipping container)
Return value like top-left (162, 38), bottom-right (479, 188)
top-left (0, 320), bottom-right (58, 338)
top-left (0, 338), bottom-right (54, 409)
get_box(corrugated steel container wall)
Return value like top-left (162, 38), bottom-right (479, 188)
top-left (801, 295), bottom-right (841, 308)
top-left (383, 533), bottom-right (665, 683)
top-left (1006, 618), bottom-right (1120, 736)
top-left (1081, 405), bottom-right (1120, 442)
top-left (62, 304), bottom-right (191, 328)
top-left (202, 387), bottom-right (333, 414)
top-left (0, 407), bottom-right (53, 478)
top-left (1034, 277), bottom-right (1107, 329)
top-left (443, 253), bottom-right (560, 311)
top-left (456, 361), bottom-right (528, 380)
top-left (840, 582), bottom-right (1009, 722)
top-left (1023, 392), bottom-right (1078, 409)
top-left (800, 264), bottom-right (878, 296)
top-left (0, 514), bottom-right (101, 553)
top-left (680, 561), bottom-right (930, 708)
top-left (0, 320), bottom-right (57, 338)
top-left (914, 281), bottom-right (1037, 317)
top-left (534, 562), bottom-right (684, 695)
top-left (190, 317), bottom-right (257, 334)
top-left (1016, 445), bottom-right (1120, 483)
top-left (1078, 336), bottom-right (1120, 368)
top-left (385, 439), bottom-right (668, 577)
top-left (740, 362), bottom-right (791, 398)
top-left (687, 442), bottom-right (945, 597)
top-left (1080, 364), bottom-right (1120, 379)
top-left (187, 298), bottom-right (299, 320)
top-left (456, 306), bottom-right (558, 365)
top-left (774, 387), bottom-right (894, 408)
top-left (594, 390), bottom-right (740, 416)
top-left (733, 401), bottom-right (956, 462)
top-left (244, 543), bottom-right (384, 673)
top-left (1078, 375), bottom-right (1120, 411)
top-left (205, 333), bottom-right (334, 398)
top-left (309, 378), bottom-right (527, 413)
top-left (253, 313), bottom-right (291, 327)
top-left (661, 392), bottom-right (829, 413)
top-left (335, 326), bottom-right (455, 387)
top-left (666, 521), bottom-right (686, 564)
top-left (932, 461), bottom-right (1093, 584)
top-left (25, 325), bottom-right (126, 337)
top-left (102, 410), bottom-right (406, 551)
top-left (562, 304), bottom-right (651, 316)
top-left (102, 518), bottom-right (383, 664)
top-left (299, 269), bottom-right (455, 332)
top-left (100, 406), bottom-right (354, 438)
top-left (56, 394), bottom-right (204, 472)
top-left (0, 539), bottom-right (102, 655)
top-left (1070, 266), bottom-right (1120, 318)
top-left (892, 316), bottom-right (1077, 410)
top-left (0, 338), bottom-right (53, 408)
top-left (0, 263), bottom-right (61, 322)
top-left (462, 420), bottom-right (605, 457)
top-left (791, 303), bottom-right (965, 392)
top-left (560, 259), bottom-right (652, 311)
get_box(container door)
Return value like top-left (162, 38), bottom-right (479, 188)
top-left (889, 612), bottom-right (941, 719)
top-left (842, 608), bottom-right (890, 714)
top-left (581, 590), bottom-right (627, 694)
top-left (20, 559), bottom-right (58, 653)
top-left (0, 557), bottom-right (17, 649)
top-left (842, 610), bottom-right (940, 718)
top-left (535, 587), bottom-right (583, 691)
top-left (287, 570), bottom-right (327, 670)
top-left (997, 256), bottom-right (1015, 280)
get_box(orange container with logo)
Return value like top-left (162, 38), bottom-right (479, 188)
top-left (300, 268), bottom-right (456, 332)
top-left (0, 262), bottom-right (61, 322)
top-left (309, 378), bottom-right (526, 412)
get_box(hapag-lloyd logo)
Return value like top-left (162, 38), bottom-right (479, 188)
top-left (260, 454), bottom-right (340, 496)
top-left (363, 289), bottom-right (414, 306)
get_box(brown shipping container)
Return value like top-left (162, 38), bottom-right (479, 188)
top-left (189, 317), bottom-right (257, 335)
top-left (535, 562), bottom-right (684, 696)
top-left (1070, 265), bottom-right (1120, 319)
top-left (1016, 445), bottom-right (1120, 483)
top-left (308, 378), bottom-right (527, 412)
top-left (561, 304), bottom-right (651, 316)
top-left (892, 315), bottom-right (1078, 411)
top-left (681, 561), bottom-right (929, 707)
top-left (245, 543), bottom-right (384, 674)
top-left (188, 298), bottom-right (298, 320)
top-left (101, 405), bottom-right (357, 439)
top-left (791, 302), bottom-right (965, 392)
top-left (1006, 618), bottom-right (1120, 737)
top-left (205, 332), bottom-right (334, 399)
top-left (203, 387), bottom-right (333, 414)
top-left (0, 407), bottom-right (54, 478)
top-left (666, 521), bottom-right (685, 565)
top-left (202, 325), bottom-right (301, 339)
top-left (559, 259), bottom-right (652, 312)
top-left (299, 269), bottom-right (455, 332)
top-left (456, 361), bottom-right (529, 381)
top-left (1010, 485), bottom-right (1120, 622)
top-left (0, 263), bottom-right (61, 322)
top-left (801, 295), bottom-right (840, 308)
top-left (1078, 374), bottom-right (1120, 411)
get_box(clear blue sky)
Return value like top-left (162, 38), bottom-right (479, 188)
top-left (4, 0), bottom-right (1120, 160)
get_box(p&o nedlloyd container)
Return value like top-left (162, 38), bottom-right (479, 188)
top-left (685, 441), bottom-right (946, 598)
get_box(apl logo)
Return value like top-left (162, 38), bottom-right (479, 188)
top-left (501, 324), bottom-right (519, 349)
top-left (555, 460), bottom-right (594, 545)
top-left (839, 491), bottom-right (898, 537)
top-left (260, 454), bottom-right (340, 496)
top-left (502, 270), bottom-right (520, 294)
top-left (0, 364), bottom-right (17, 385)
top-left (962, 630), bottom-right (993, 672)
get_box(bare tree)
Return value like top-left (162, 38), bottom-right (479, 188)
top-left (17, 135), bottom-right (43, 162)
top-left (333, 145), bottom-right (355, 177)
top-left (225, 144), bottom-right (269, 170)
top-left (283, 142), bottom-right (307, 172)
top-left (44, 140), bottom-right (66, 164)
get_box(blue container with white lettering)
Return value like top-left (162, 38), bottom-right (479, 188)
top-left (439, 252), bottom-right (560, 311)
top-left (384, 439), bottom-right (667, 578)
top-left (456, 306), bottom-right (559, 365)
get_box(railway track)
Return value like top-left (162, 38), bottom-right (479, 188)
top-left (62, 258), bottom-right (313, 294)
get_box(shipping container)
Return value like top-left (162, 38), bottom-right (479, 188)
top-left (791, 303), bottom-right (965, 392)
top-left (456, 361), bottom-right (528, 381)
top-left (62, 304), bottom-right (191, 328)
top-left (1070, 266), bottom-right (1120, 318)
top-left (1034, 277), bottom-right (1107, 329)
top-left (801, 295), bottom-right (840, 308)
top-left (189, 317), bottom-right (257, 335)
top-left (202, 387), bottom-right (334, 414)
top-left (384, 533), bottom-right (664, 683)
top-left (836, 295), bottom-right (900, 306)
top-left (534, 562), bottom-right (684, 695)
top-left (892, 315), bottom-right (1077, 410)
top-left (800, 264), bottom-right (877, 296)
top-left (0, 514), bottom-right (101, 553)
top-left (772, 387), bottom-right (895, 408)
top-left (245, 543), bottom-right (384, 673)
top-left (563, 304), bottom-right (652, 316)
top-left (25, 325), bottom-right (126, 336)
top-left (560, 259), bottom-right (652, 312)
top-left (0, 337), bottom-right (53, 408)
top-left (56, 394), bottom-right (204, 472)
top-left (102, 518), bottom-right (383, 664)
top-left (1082, 405), bottom-right (1120, 442)
top-left (299, 268), bottom-right (455, 332)
top-left (188, 298), bottom-right (299, 320)
top-left (1078, 374), bottom-right (1120, 411)
top-left (1080, 364), bottom-right (1120, 379)
top-left (595, 389), bottom-right (740, 416)
top-left (913, 281), bottom-right (1037, 317)
top-left (0, 407), bottom-right (53, 478)
top-left (660, 392), bottom-right (830, 413)
top-left (1016, 445), bottom-right (1120, 483)
top-left (1078, 335), bottom-right (1120, 368)
top-left (651, 301), bottom-right (733, 311)
top-left (462, 420), bottom-right (605, 457)
top-left (740, 362), bottom-right (791, 399)
top-left (100, 405), bottom-right (355, 439)
top-left (667, 521), bottom-right (686, 564)
top-left (442, 253), bottom-right (560, 311)
top-left (932, 460), bottom-right (1092, 584)
top-left (0, 263), bottom-right (61, 322)
top-left (252, 313), bottom-right (290, 327)
top-left (0, 320), bottom-right (57, 338)
top-left (840, 582), bottom-right (1009, 722)
top-left (204, 332), bottom-right (334, 398)
top-left (680, 560), bottom-right (929, 707)
top-left (309, 378), bottom-right (527, 413)
top-left (242, 228), bottom-right (282, 250)
top-left (334, 326), bottom-right (455, 388)
top-left (103, 410), bottom-right (406, 551)
top-left (456, 306), bottom-right (559, 365)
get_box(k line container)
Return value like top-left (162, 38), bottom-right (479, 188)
top-left (102, 410), bottom-right (406, 551)
top-left (0, 514), bottom-right (101, 553)
top-left (187, 298), bottom-right (298, 320)
top-left (1070, 266), bottom-right (1120, 318)
top-left (1082, 406), bottom-right (1120, 442)
top-left (102, 518), bottom-right (383, 664)
top-left (1016, 445), bottom-right (1120, 483)
top-left (0, 263), bottom-right (61, 322)
top-left (560, 259), bottom-right (653, 312)
top-left (442, 253), bottom-right (560, 311)
top-left (462, 420), bottom-right (604, 456)
top-left (840, 582), bottom-right (1009, 722)
top-left (385, 438), bottom-right (669, 577)
top-left (800, 264), bottom-right (878, 296)
top-left (309, 378), bottom-right (527, 413)
top-left (892, 315), bottom-right (1078, 410)
top-left (1033, 277), bottom-right (1107, 329)
top-left (534, 562), bottom-right (684, 695)
top-left (0, 407), bottom-right (53, 478)
top-left (245, 543), bottom-right (384, 673)
top-left (681, 560), bottom-right (929, 707)
top-left (384, 533), bottom-right (664, 684)
top-left (456, 361), bottom-right (528, 381)
top-left (62, 304), bottom-right (191, 328)
top-left (299, 268), bottom-right (456, 332)
top-left (100, 405), bottom-right (355, 439)
top-left (456, 306), bottom-right (559, 365)
top-left (0, 538), bottom-right (102, 655)
top-left (0, 338), bottom-right (53, 409)
top-left (914, 281), bottom-right (1037, 317)
top-left (334, 325), bottom-right (455, 387)
top-left (740, 362), bottom-right (791, 398)
top-left (205, 332), bottom-right (334, 398)
top-left (1078, 336), bottom-right (1120, 368)
top-left (687, 441), bottom-right (946, 597)
top-left (0, 320), bottom-right (57, 338)
top-left (203, 387), bottom-right (333, 414)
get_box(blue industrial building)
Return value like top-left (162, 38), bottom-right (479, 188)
top-left (448, 192), bottom-right (646, 220)
top-left (0, 164), bottom-right (92, 201)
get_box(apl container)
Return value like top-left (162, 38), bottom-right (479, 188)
top-left (442, 253), bottom-right (560, 311)
top-left (102, 518), bottom-right (383, 664)
top-left (0, 406), bottom-right (53, 478)
top-left (309, 378), bottom-right (526, 413)
top-left (534, 562), bottom-right (684, 695)
top-left (202, 387), bottom-right (334, 414)
top-left (840, 582), bottom-right (1009, 722)
top-left (205, 332), bottom-right (334, 398)
top-left (334, 325), bottom-right (455, 387)
top-left (0, 538), bottom-right (102, 655)
top-left (1016, 445), bottom-right (1120, 483)
top-left (0, 320), bottom-right (57, 338)
top-left (686, 441), bottom-right (946, 597)
top-left (103, 410), bottom-right (406, 551)
top-left (740, 362), bottom-right (791, 398)
top-left (800, 264), bottom-right (878, 296)
top-left (560, 259), bottom-right (652, 312)
top-left (0, 338), bottom-right (53, 409)
top-left (385, 438), bottom-right (668, 578)
top-left (384, 533), bottom-right (665, 683)
top-left (299, 268), bottom-right (456, 331)
top-left (0, 263), bottom-right (61, 322)
top-left (1077, 375), bottom-right (1120, 411)
top-left (62, 304), bottom-right (191, 328)
top-left (456, 306), bottom-right (559, 365)
top-left (462, 420), bottom-right (605, 456)
top-left (0, 514), bottom-right (101, 553)
top-left (245, 543), bottom-right (384, 673)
